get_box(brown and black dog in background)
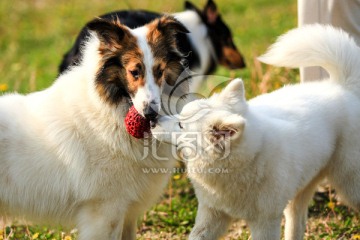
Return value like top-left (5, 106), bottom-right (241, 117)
top-left (59, 0), bottom-right (246, 91)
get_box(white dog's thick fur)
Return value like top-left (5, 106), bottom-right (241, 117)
top-left (152, 25), bottom-right (360, 240)
top-left (0, 21), bottom-right (180, 240)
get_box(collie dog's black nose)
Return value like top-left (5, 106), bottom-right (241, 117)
top-left (144, 106), bottom-right (158, 121)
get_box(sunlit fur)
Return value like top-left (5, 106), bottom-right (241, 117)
top-left (152, 25), bottom-right (360, 240)
top-left (0, 16), bottom-right (187, 240)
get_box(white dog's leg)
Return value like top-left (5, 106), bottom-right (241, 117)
top-left (76, 202), bottom-right (126, 240)
top-left (284, 180), bottom-right (319, 240)
top-left (77, 217), bottom-right (124, 240)
top-left (189, 204), bottom-right (232, 240)
top-left (121, 214), bottom-right (138, 240)
top-left (248, 218), bottom-right (282, 240)
top-left (327, 143), bottom-right (360, 211)
top-left (328, 170), bottom-right (360, 210)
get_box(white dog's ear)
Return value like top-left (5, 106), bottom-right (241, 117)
top-left (210, 114), bottom-right (245, 142)
top-left (218, 78), bottom-right (247, 112)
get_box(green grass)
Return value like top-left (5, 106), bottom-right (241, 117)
top-left (0, 0), bottom-right (296, 94)
top-left (0, 0), bottom-right (359, 239)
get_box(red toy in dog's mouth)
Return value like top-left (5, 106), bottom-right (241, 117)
top-left (125, 106), bottom-right (151, 139)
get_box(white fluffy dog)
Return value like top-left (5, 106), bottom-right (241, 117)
top-left (0, 16), bottom-right (188, 240)
top-left (152, 24), bottom-right (360, 240)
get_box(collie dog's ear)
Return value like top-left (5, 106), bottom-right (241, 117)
top-left (203, 0), bottom-right (218, 24)
top-left (149, 16), bottom-right (189, 86)
top-left (87, 18), bottom-right (128, 50)
top-left (184, 1), bottom-right (201, 12)
top-left (156, 16), bottom-right (189, 36)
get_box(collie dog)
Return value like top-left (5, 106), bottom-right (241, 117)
top-left (58, 0), bottom-right (246, 91)
top-left (152, 25), bottom-right (360, 240)
top-left (0, 16), bottom-right (188, 240)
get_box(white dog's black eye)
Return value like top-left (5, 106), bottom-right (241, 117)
top-left (178, 122), bottom-right (183, 129)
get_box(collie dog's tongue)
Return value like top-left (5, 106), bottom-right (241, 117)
top-left (124, 106), bottom-right (151, 139)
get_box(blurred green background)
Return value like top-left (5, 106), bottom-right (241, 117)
top-left (0, 0), bottom-right (297, 95)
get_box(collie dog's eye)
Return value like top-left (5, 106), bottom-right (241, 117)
top-left (154, 68), bottom-right (164, 79)
top-left (157, 69), bottom-right (164, 78)
top-left (129, 70), bottom-right (140, 79)
top-left (178, 122), bottom-right (183, 129)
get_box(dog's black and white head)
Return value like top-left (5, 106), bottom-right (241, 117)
top-left (185, 0), bottom-right (246, 71)
top-left (85, 16), bottom-right (188, 119)
top-left (59, 0), bottom-right (245, 82)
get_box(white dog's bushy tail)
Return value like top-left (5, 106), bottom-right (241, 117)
top-left (259, 24), bottom-right (360, 95)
